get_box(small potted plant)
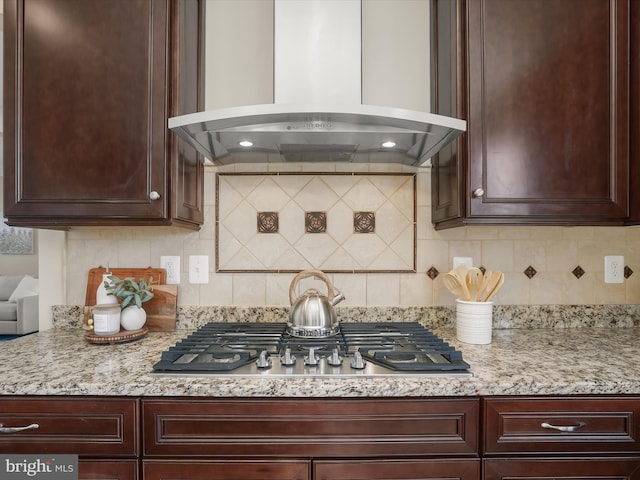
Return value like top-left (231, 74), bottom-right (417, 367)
top-left (104, 276), bottom-right (154, 330)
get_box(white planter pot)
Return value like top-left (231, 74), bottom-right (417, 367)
top-left (120, 305), bottom-right (147, 331)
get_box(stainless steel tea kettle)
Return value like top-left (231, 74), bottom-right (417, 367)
top-left (288, 269), bottom-right (345, 337)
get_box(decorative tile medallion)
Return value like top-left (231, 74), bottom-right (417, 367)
top-left (426, 266), bottom-right (439, 280)
top-left (354, 212), bottom-right (375, 233)
top-left (524, 265), bottom-right (537, 279)
top-left (572, 266), bottom-right (585, 279)
top-left (305, 212), bottom-right (327, 233)
top-left (625, 266), bottom-right (633, 279)
top-left (257, 212), bottom-right (279, 233)
top-left (216, 172), bottom-right (416, 273)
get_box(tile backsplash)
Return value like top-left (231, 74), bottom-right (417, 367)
top-left (216, 172), bottom-right (416, 273)
top-left (64, 164), bottom-right (640, 308)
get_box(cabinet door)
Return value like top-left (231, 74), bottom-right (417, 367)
top-left (80, 460), bottom-right (139, 480)
top-left (0, 397), bottom-right (138, 457)
top-left (628, 0), bottom-right (640, 223)
top-left (314, 459), bottom-right (480, 480)
top-left (3, 0), bottom-right (204, 229)
top-left (483, 458), bottom-right (640, 480)
top-left (143, 460), bottom-right (309, 480)
top-left (432, 0), bottom-right (629, 228)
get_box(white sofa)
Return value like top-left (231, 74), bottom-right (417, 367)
top-left (0, 275), bottom-right (39, 335)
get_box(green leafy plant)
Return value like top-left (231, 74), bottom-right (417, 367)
top-left (104, 276), bottom-right (154, 310)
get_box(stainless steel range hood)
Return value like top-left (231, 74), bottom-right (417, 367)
top-left (169, 0), bottom-right (466, 166)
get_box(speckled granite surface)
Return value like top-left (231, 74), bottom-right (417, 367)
top-left (51, 304), bottom-right (640, 330)
top-left (2, 324), bottom-right (640, 397)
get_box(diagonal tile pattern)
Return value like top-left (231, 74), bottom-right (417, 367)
top-left (216, 173), bottom-right (416, 273)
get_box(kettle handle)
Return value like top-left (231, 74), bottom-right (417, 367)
top-left (289, 269), bottom-right (336, 305)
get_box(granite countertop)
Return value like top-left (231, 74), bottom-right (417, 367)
top-left (2, 325), bottom-right (640, 397)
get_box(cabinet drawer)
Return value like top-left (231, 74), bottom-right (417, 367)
top-left (143, 397), bottom-right (479, 457)
top-left (144, 460), bottom-right (309, 480)
top-left (314, 459), bottom-right (480, 480)
top-left (483, 396), bottom-right (640, 454)
top-left (483, 457), bottom-right (640, 480)
top-left (79, 460), bottom-right (139, 480)
top-left (0, 397), bottom-right (139, 456)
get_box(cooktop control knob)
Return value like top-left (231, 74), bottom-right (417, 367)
top-left (256, 350), bottom-right (272, 369)
top-left (304, 347), bottom-right (319, 366)
top-left (350, 351), bottom-right (366, 370)
top-left (280, 348), bottom-right (296, 366)
top-left (327, 348), bottom-right (343, 366)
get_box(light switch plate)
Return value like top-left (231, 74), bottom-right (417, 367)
top-left (189, 255), bottom-right (209, 284)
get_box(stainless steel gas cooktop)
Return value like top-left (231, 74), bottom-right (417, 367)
top-left (153, 322), bottom-right (472, 378)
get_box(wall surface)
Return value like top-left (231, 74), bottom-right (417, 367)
top-left (64, 164), bottom-right (640, 308)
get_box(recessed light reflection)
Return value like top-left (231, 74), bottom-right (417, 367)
top-left (238, 140), bottom-right (254, 147)
top-left (381, 141), bottom-right (396, 148)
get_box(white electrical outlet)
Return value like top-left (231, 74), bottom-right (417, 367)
top-left (160, 256), bottom-right (180, 284)
top-left (604, 255), bottom-right (624, 284)
top-left (453, 257), bottom-right (473, 269)
top-left (189, 255), bottom-right (209, 284)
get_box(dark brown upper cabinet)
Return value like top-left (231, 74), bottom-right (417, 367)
top-left (628, 0), bottom-right (640, 224)
top-left (430, 0), bottom-right (629, 229)
top-left (3, 0), bottom-right (204, 229)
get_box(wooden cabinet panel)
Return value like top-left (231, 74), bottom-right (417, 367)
top-left (628, 0), bottom-right (640, 223)
top-left (483, 396), bottom-right (640, 454)
top-left (3, 0), bottom-right (204, 229)
top-left (0, 397), bottom-right (139, 457)
top-left (483, 458), bottom-right (640, 480)
top-left (431, 0), bottom-right (629, 228)
top-left (80, 460), bottom-right (139, 480)
top-left (142, 397), bottom-right (479, 457)
top-left (314, 459), bottom-right (480, 480)
top-left (143, 460), bottom-right (309, 480)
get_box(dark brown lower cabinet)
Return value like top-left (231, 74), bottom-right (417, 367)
top-left (482, 396), bottom-right (640, 479)
top-left (483, 458), bottom-right (640, 480)
top-left (0, 397), bottom-right (139, 480)
top-left (7, 394), bottom-right (640, 480)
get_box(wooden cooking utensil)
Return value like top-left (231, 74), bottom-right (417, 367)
top-left (443, 272), bottom-right (469, 300)
top-left (465, 267), bottom-right (483, 301)
top-left (480, 269), bottom-right (492, 298)
top-left (481, 271), bottom-right (504, 302)
top-left (450, 267), bottom-right (471, 300)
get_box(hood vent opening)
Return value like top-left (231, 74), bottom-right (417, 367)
top-left (169, 0), bottom-right (466, 166)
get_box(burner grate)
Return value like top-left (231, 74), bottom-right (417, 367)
top-left (153, 321), bottom-right (471, 375)
top-left (341, 322), bottom-right (470, 371)
top-left (153, 322), bottom-right (287, 371)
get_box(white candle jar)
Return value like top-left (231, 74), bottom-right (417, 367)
top-left (92, 304), bottom-right (121, 335)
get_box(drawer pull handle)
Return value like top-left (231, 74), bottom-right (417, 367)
top-left (0, 423), bottom-right (39, 434)
top-left (541, 421), bottom-right (586, 432)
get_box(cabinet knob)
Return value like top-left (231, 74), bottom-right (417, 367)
top-left (149, 191), bottom-right (161, 201)
top-left (0, 422), bottom-right (39, 434)
top-left (472, 188), bottom-right (485, 198)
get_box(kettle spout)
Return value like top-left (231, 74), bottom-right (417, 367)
top-left (330, 290), bottom-right (346, 306)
